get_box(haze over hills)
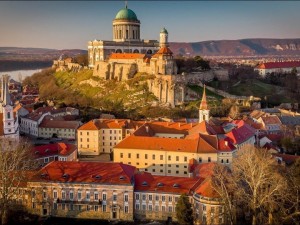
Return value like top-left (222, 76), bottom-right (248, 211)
top-left (1, 38), bottom-right (300, 71)
top-left (169, 38), bottom-right (300, 57)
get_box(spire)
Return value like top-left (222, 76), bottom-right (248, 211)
top-left (199, 85), bottom-right (208, 110)
top-left (1, 75), bottom-right (12, 106)
top-left (125, 0), bottom-right (128, 9)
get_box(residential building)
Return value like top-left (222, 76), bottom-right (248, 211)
top-left (33, 143), bottom-right (77, 166)
top-left (27, 161), bottom-right (137, 220)
top-left (38, 118), bottom-right (81, 139)
top-left (77, 119), bottom-right (140, 155)
top-left (258, 115), bottom-right (282, 134)
top-left (254, 61), bottom-right (300, 77)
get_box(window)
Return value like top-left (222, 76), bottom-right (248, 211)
top-left (87, 132), bottom-right (89, 135)
top-left (211, 207), bottom-right (215, 213)
top-left (155, 195), bottom-right (159, 201)
top-left (102, 205), bottom-right (107, 212)
top-left (152, 154), bottom-right (155, 160)
top-left (142, 194), bottom-right (146, 201)
top-left (53, 203), bottom-right (57, 210)
top-left (162, 205), bottom-right (166, 212)
top-left (102, 193), bottom-right (107, 201)
top-left (62, 190), bottom-right (66, 200)
top-left (94, 205), bottom-right (98, 211)
top-left (168, 155), bottom-right (171, 160)
top-left (168, 196), bottom-right (172, 202)
top-left (148, 204), bottom-right (152, 211)
top-left (124, 205), bottom-right (129, 213)
top-left (176, 156), bottom-right (179, 161)
top-left (162, 196), bottom-right (166, 202)
top-left (87, 205), bottom-right (91, 211)
top-left (160, 155), bottom-right (163, 160)
top-left (113, 193), bottom-right (117, 201)
top-left (148, 194), bottom-right (152, 201)
top-left (94, 192), bottom-right (99, 201)
top-left (199, 157), bottom-right (202, 163)
top-left (155, 205), bottom-right (159, 212)
top-left (78, 205), bottom-right (82, 211)
top-left (124, 194), bottom-right (128, 202)
top-left (137, 153), bottom-right (139, 159)
top-left (208, 157), bottom-right (211, 162)
top-left (86, 191), bottom-right (90, 201)
top-left (135, 193), bottom-right (140, 200)
top-left (128, 153), bottom-right (131, 158)
top-left (203, 205), bottom-right (206, 211)
top-left (120, 153), bottom-right (123, 158)
top-left (70, 204), bottom-right (74, 211)
top-left (145, 154), bottom-right (148, 159)
top-left (184, 156), bottom-right (187, 162)
top-left (221, 159), bottom-right (224, 163)
top-left (135, 204), bottom-right (140, 210)
top-left (70, 191), bottom-right (74, 200)
top-left (7, 112), bottom-right (10, 119)
top-left (53, 190), bottom-right (57, 199)
top-left (168, 206), bottom-right (173, 212)
top-left (78, 191), bottom-right (82, 200)
top-left (226, 159), bottom-right (229, 164)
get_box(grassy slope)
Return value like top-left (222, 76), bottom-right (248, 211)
top-left (228, 80), bottom-right (293, 103)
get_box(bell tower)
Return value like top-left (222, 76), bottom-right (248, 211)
top-left (199, 85), bottom-right (210, 123)
top-left (159, 27), bottom-right (168, 48)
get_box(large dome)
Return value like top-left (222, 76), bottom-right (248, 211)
top-left (115, 7), bottom-right (138, 21)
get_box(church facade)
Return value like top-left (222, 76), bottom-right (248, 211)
top-left (88, 5), bottom-right (159, 67)
top-left (88, 5), bottom-right (187, 107)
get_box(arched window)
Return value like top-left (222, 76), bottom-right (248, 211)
top-left (133, 49), bottom-right (139, 53)
top-left (116, 49), bottom-right (122, 53)
top-left (7, 112), bottom-right (11, 119)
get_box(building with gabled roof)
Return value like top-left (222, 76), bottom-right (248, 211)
top-left (32, 143), bottom-right (77, 166)
top-left (77, 119), bottom-right (142, 155)
top-left (255, 61), bottom-right (300, 77)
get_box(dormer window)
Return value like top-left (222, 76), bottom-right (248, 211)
top-left (157, 183), bottom-right (164, 187)
top-left (173, 183), bottom-right (180, 188)
top-left (119, 176), bottom-right (125, 180)
top-left (62, 174), bottom-right (69, 179)
top-left (94, 175), bottom-right (101, 180)
top-left (142, 181), bottom-right (148, 186)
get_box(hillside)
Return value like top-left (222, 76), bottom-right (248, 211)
top-left (169, 38), bottom-right (300, 57)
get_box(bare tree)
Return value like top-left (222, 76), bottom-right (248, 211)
top-left (212, 146), bottom-right (289, 225)
top-left (211, 163), bottom-right (237, 225)
top-left (0, 138), bottom-right (37, 225)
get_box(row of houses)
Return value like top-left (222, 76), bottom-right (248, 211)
top-left (16, 161), bottom-right (223, 224)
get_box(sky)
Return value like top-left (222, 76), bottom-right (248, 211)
top-left (0, 1), bottom-right (300, 50)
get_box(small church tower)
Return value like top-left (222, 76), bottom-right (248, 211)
top-left (159, 27), bottom-right (168, 48)
top-left (0, 75), bottom-right (19, 139)
top-left (199, 85), bottom-right (210, 123)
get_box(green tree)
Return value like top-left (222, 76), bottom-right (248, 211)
top-left (175, 194), bottom-right (194, 225)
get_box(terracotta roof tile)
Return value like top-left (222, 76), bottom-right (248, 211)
top-left (256, 61), bottom-right (300, 69)
top-left (109, 53), bottom-right (145, 60)
top-left (134, 172), bottom-right (199, 194)
top-left (30, 161), bottom-right (137, 185)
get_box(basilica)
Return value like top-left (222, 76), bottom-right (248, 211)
top-left (88, 4), bottom-right (186, 107)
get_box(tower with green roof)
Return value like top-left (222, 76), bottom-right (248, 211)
top-left (113, 4), bottom-right (141, 42)
top-left (160, 27), bottom-right (169, 48)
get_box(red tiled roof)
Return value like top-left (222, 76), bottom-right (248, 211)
top-left (115, 132), bottom-right (218, 154)
top-left (30, 161), bottom-right (137, 185)
top-left (33, 143), bottom-right (77, 158)
top-left (109, 53), bottom-right (145, 60)
top-left (134, 172), bottom-right (199, 194)
top-left (39, 118), bottom-right (81, 129)
top-left (272, 153), bottom-right (300, 165)
top-left (152, 47), bottom-right (173, 58)
top-left (188, 121), bottom-right (219, 135)
top-left (195, 178), bottom-right (219, 198)
top-left (78, 119), bottom-right (138, 131)
top-left (260, 116), bottom-right (282, 125)
top-left (193, 162), bottom-right (217, 179)
top-left (256, 61), bottom-right (300, 69)
top-left (225, 120), bottom-right (255, 145)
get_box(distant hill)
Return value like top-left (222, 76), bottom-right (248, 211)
top-left (0, 47), bottom-right (87, 72)
top-left (169, 38), bottom-right (300, 57)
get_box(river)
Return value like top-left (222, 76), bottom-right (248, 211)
top-left (0, 68), bottom-right (44, 82)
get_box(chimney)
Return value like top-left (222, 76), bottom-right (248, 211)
top-left (145, 126), bottom-right (149, 133)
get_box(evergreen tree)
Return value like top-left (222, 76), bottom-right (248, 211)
top-left (175, 194), bottom-right (194, 225)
